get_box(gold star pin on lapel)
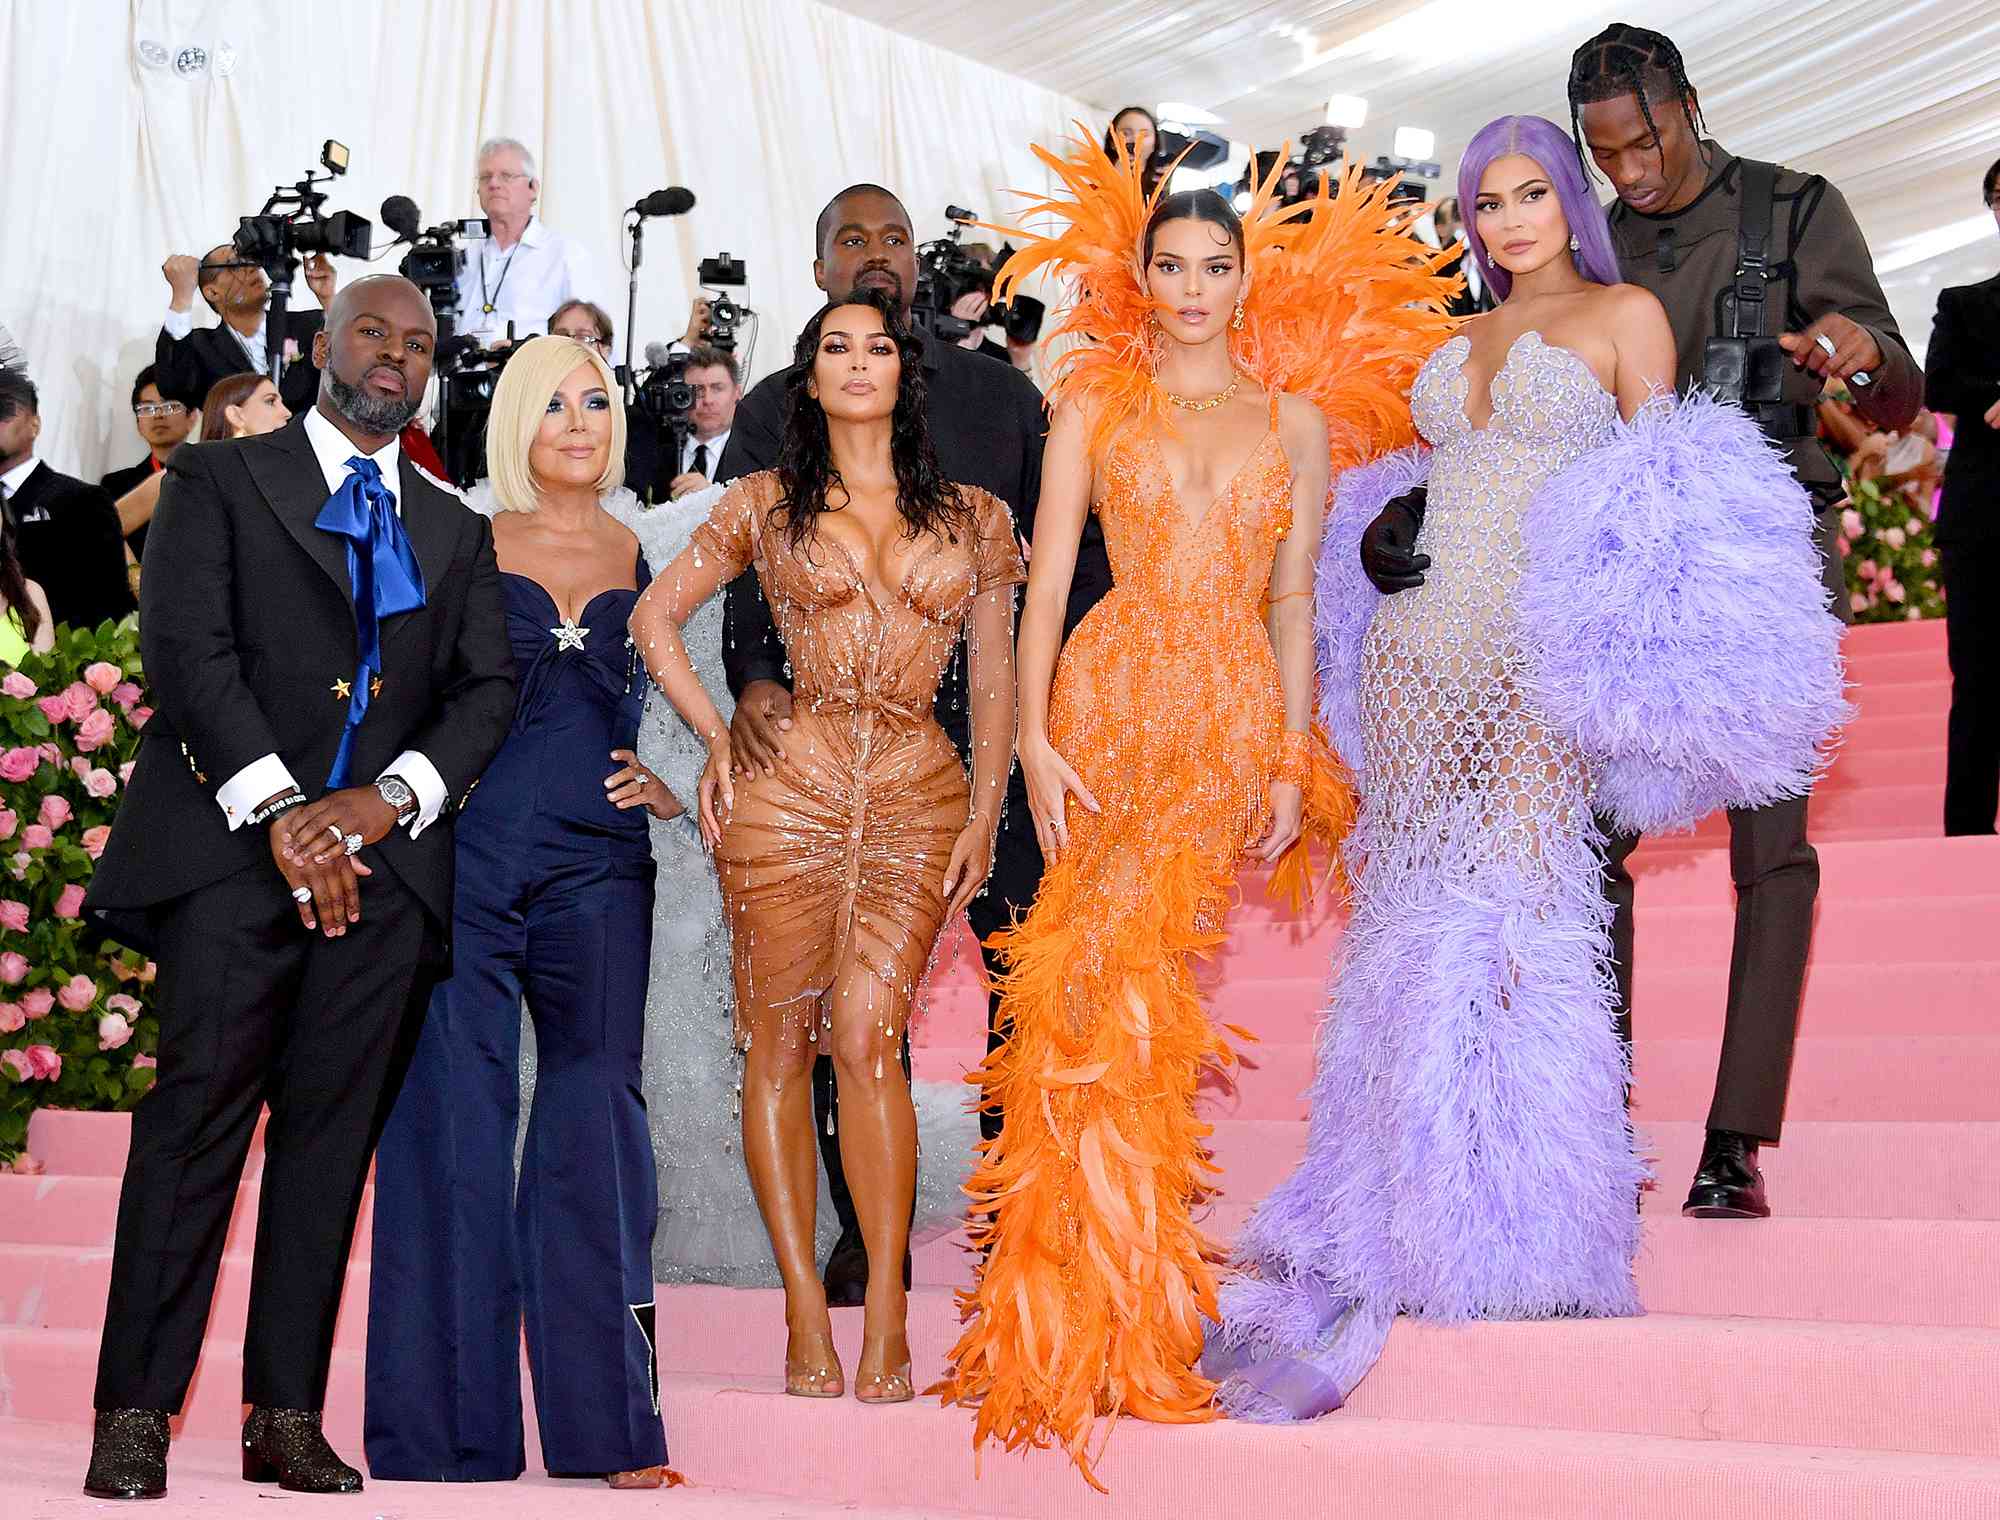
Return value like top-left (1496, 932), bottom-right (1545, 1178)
top-left (371, 676), bottom-right (383, 698)
top-left (331, 677), bottom-right (353, 700)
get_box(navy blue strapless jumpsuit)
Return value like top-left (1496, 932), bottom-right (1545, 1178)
top-left (365, 565), bottom-right (667, 1480)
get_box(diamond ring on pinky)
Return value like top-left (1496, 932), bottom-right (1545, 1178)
top-left (342, 832), bottom-right (364, 857)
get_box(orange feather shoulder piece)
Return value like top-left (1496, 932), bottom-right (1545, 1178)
top-left (989, 128), bottom-right (1461, 482)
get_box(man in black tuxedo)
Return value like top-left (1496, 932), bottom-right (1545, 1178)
top-left (101, 364), bottom-right (197, 564)
top-left (716, 183), bottom-right (1112, 1304)
top-left (1925, 153), bottom-right (2000, 836)
top-left (82, 275), bottom-right (514, 1500)
top-left (154, 244), bottom-right (334, 415)
top-left (0, 369), bottom-right (134, 629)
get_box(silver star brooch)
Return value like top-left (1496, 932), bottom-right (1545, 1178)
top-left (550, 619), bottom-right (590, 652)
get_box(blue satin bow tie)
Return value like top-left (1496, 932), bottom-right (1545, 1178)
top-left (316, 455), bottom-right (427, 789)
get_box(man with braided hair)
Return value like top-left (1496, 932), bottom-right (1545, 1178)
top-left (1570, 23), bottom-right (1920, 1216)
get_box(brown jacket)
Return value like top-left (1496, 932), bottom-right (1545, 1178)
top-left (1606, 143), bottom-right (1922, 494)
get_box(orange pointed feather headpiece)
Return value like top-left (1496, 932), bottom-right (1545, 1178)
top-left (989, 127), bottom-right (1461, 484)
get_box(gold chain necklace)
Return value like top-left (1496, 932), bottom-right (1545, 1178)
top-left (1163, 372), bottom-right (1242, 412)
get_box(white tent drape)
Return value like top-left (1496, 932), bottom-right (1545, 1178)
top-left (2, 0), bottom-right (1095, 480)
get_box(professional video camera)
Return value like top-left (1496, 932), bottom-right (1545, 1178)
top-left (375, 194), bottom-right (496, 486)
top-left (380, 194), bottom-right (487, 340)
top-left (911, 206), bottom-right (1045, 349)
top-left (232, 140), bottom-right (371, 383)
top-left (619, 252), bottom-right (756, 503)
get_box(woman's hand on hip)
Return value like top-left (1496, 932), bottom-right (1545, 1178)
top-left (606, 748), bottom-right (682, 821)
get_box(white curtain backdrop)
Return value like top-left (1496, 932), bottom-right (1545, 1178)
top-left (2, 0), bottom-right (1095, 480)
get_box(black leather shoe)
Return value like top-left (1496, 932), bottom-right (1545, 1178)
top-left (84, 1408), bottom-right (170, 1500)
top-left (242, 1407), bottom-right (363, 1493)
top-left (821, 1228), bottom-right (913, 1307)
top-left (1683, 1129), bottom-right (1771, 1218)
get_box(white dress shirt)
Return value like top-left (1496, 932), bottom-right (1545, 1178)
top-left (0, 456), bottom-right (45, 522)
top-left (681, 429), bottom-right (730, 478)
top-left (213, 407), bottom-right (448, 836)
top-left (453, 214), bottom-right (605, 342)
top-left (160, 306), bottom-right (270, 375)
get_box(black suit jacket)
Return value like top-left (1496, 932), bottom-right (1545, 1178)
top-left (154, 310), bottom-right (324, 415)
top-left (5, 463), bottom-right (134, 630)
top-left (716, 339), bottom-right (1112, 751)
top-left (86, 417), bottom-right (516, 944)
top-left (1927, 274), bottom-right (2000, 546)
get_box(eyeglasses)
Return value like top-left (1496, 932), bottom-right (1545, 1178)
top-left (555, 332), bottom-right (609, 351)
top-left (134, 401), bottom-right (187, 418)
top-left (476, 170), bottom-right (532, 188)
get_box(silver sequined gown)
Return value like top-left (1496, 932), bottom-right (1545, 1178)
top-left (1216, 331), bottom-right (1647, 1420)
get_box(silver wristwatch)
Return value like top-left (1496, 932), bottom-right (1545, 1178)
top-left (375, 773), bottom-right (418, 824)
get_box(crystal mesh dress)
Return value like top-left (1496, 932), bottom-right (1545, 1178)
top-left (1209, 331), bottom-right (1648, 1419)
top-left (939, 397), bottom-right (1354, 1480)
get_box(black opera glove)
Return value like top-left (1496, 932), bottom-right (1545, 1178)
top-left (1359, 485), bottom-right (1430, 594)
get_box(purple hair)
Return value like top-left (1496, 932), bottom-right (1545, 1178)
top-left (1456, 115), bottom-right (1621, 302)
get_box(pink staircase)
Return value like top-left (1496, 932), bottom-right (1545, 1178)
top-left (4, 619), bottom-right (1997, 1518)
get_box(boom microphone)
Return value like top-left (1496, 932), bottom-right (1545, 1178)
top-left (633, 187), bottom-right (696, 218)
top-left (380, 195), bottom-right (422, 241)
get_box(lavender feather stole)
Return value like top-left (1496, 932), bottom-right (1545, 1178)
top-left (1205, 797), bottom-right (1645, 1421)
top-left (1518, 391), bottom-right (1852, 835)
top-left (1313, 446), bottom-right (1429, 788)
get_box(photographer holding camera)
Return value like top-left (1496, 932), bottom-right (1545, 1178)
top-left (717, 182), bottom-right (1111, 1307)
top-left (455, 137), bottom-right (608, 343)
top-left (665, 344), bottom-right (740, 499)
top-left (156, 243), bottom-right (335, 414)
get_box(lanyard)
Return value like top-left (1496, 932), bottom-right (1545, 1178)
top-left (479, 242), bottom-right (520, 316)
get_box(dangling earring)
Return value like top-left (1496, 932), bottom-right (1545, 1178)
top-left (1568, 233), bottom-right (1580, 252)
top-left (1231, 298), bottom-right (1246, 330)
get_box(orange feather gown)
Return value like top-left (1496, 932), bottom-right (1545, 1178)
top-left (936, 135), bottom-right (1458, 1485)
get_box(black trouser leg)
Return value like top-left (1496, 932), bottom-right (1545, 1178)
top-left (94, 868), bottom-right (305, 1412)
top-left (1942, 544), bottom-right (2000, 836)
top-left (1708, 794), bottom-right (1817, 1143)
top-left (241, 868), bottom-right (441, 1409)
top-left (1597, 820), bottom-right (1642, 1060)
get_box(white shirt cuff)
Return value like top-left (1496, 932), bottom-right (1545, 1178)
top-left (382, 750), bottom-right (447, 838)
top-left (162, 307), bottom-right (194, 340)
top-left (215, 753), bottom-right (300, 831)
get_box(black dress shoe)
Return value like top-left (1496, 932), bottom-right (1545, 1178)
top-left (242, 1407), bottom-right (363, 1493)
top-left (1683, 1129), bottom-right (1771, 1218)
top-left (84, 1408), bottom-right (170, 1500)
top-left (821, 1227), bottom-right (913, 1307)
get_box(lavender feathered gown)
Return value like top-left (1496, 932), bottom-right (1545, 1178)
top-left (1206, 332), bottom-right (1649, 1419)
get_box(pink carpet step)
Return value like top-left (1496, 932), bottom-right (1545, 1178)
top-left (1623, 833), bottom-right (1998, 906)
top-left (1821, 743), bottom-right (1947, 788)
top-left (640, 1285), bottom-right (2000, 1457)
top-left (1852, 680), bottom-right (1952, 720)
top-left (916, 1035), bottom-right (2000, 1123)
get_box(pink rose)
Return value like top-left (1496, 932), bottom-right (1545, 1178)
top-left (81, 825), bottom-right (111, 859)
top-left (21, 824), bottom-right (52, 850)
top-left (1921, 549), bottom-right (1938, 568)
top-left (106, 993), bottom-right (140, 1017)
top-left (24, 1044), bottom-right (60, 1080)
top-left (131, 707), bottom-right (153, 730)
top-left (1849, 592), bottom-right (1868, 613)
top-left (1, 671), bottom-right (35, 699)
top-left (0, 951), bottom-right (26, 984)
top-left (35, 696), bottom-right (68, 725)
top-left (111, 683), bottom-right (141, 711)
top-left (1886, 579), bottom-right (1906, 604)
top-left (22, 988), bottom-right (53, 1019)
top-left (83, 662), bottom-right (123, 695)
top-left (1883, 527), bottom-right (1907, 550)
top-left (132, 1052), bottom-right (157, 1070)
top-left (69, 756), bottom-right (91, 779)
top-left (54, 884), bottom-right (85, 919)
top-left (37, 742), bottom-right (59, 764)
top-left (1907, 518), bottom-right (1925, 537)
top-left (1840, 508), bottom-right (1863, 538)
top-left (38, 795), bottom-right (71, 829)
top-left (1907, 606), bottom-right (1923, 620)
top-left (284, 336), bottom-right (302, 362)
top-left (118, 762), bottom-right (134, 785)
top-left (0, 809), bottom-right (14, 841)
top-left (75, 709), bottom-right (116, 752)
top-left (97, 1012), bottom-right (132, 1051)
top-left (0, 900), bottom-right (27, 933)
top-left (61, 682), bottom-right (97, 722)
top-left (1857, 558), bottom-right (1878, 579)
top-left (8, 852), bottom-right (28, 880)
top-left (83, 768), bottom-right (117, 799)
top-left (57, 974), bottom-right (97, 1012)
top-left (139, 961), bottom-right (157, 985)
top-left (0, 1003), bottom-right (21, 1033)
top-left (0, 1049), bottom-right (29, 1081)
top-left (1833, 535), bottom-right (1850, 557)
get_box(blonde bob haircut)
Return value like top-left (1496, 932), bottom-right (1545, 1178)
top-left (484, 334), bottom-right (627, 512)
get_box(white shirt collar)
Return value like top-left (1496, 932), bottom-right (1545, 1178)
top-left (690, 428), bottom-right (729, 457)
top-left (301, 405), bottom-right (402, 503)
top-left (0, 455), bottom-right (40, 498)
top-left (489, 213), bottom-right (546, 251)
